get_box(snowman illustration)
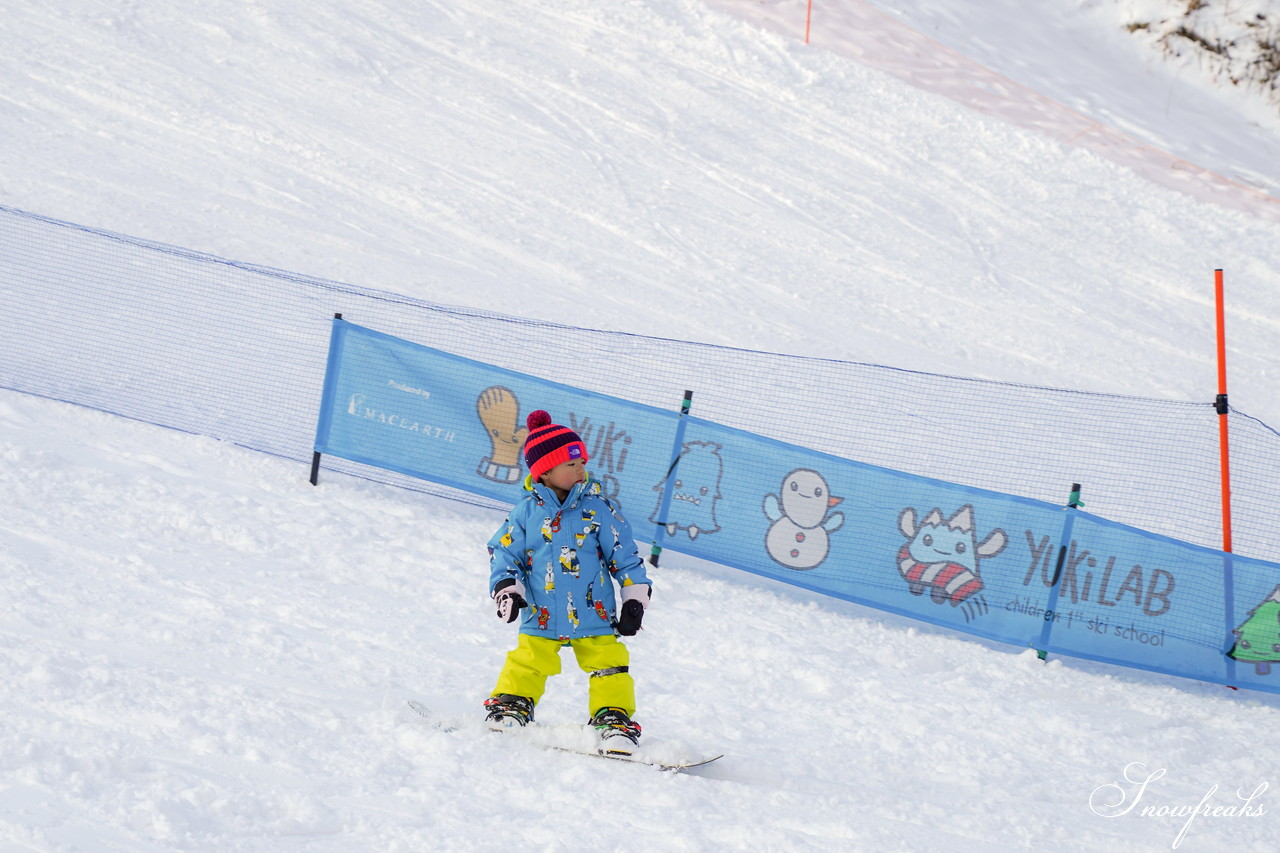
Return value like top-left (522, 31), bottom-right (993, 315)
top-left (763, 468), bottom-right (844, 570)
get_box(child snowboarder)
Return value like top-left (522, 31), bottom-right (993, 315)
top-left (484, 410), bottom-right (652, 754)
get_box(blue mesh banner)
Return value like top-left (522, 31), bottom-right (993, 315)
top-left (315, 319), bottom-right (1280, 696)
top-left (314, 319), bottom-right (683, 514)
top-left (5, 203), bottom-right (1280, 697)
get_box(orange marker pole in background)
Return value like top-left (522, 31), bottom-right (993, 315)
top-left (1215, 268), bottom-right (1233, 554)
top-left (1215, 268), bottom-right (1238, 689)
top-left (805, 0), bottom-right (812, 44)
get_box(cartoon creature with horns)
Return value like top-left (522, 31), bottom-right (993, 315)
top-left (896, 504), bottom-right (1006, 605)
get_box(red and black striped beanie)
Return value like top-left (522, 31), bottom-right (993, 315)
top-left (523, 410), bottom-right (588, 483)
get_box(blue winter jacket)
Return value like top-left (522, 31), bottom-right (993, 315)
top-left (488, 475), bottom-right (651, 641)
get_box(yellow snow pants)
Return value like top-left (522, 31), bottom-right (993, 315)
top-left (491, 633), bottom-right (635, 717)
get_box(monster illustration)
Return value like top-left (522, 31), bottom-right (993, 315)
top-left (543, 563), bottom-right (555, 594)
top-left (540, 517), bottom-right (554, 543)
top-left (1228, 584), bottom-right (1280, 675)
top-left (650, 441), bottom-right (724, 541)
top-left (763, 468), bottom-right (844, 570)
top-left (566, 597), bottom-right (580, 630)
top-left (537, 607), bottom-right (551, 631)
top-left (475, 386), bottom-right (527, 484)
top-left (896, 504), bottom-right (1007, 606)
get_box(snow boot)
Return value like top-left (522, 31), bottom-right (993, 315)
top-left (484, 694), bottom-right (534, 728)
top-left (590, 707), bottom-right (641, 756)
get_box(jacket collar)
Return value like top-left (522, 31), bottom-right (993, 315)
top-left (524, 473), bottom-right (599, 507)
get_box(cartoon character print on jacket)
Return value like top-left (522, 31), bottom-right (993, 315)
top-left (487, 476), bottom-right (651, 641)
top-left (559, 546), bottom-right (580, 577)
top-left (586, 579), bottom-right (611, 622)
top-left (577, 508), bottom-right (597, 547)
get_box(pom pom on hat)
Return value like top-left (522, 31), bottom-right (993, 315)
top-left (523, 410), bottom-right (588, 483)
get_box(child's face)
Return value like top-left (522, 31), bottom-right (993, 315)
top-left (540, 458), bottom-right (587, 494)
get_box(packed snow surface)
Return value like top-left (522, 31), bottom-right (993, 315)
top-left (2, 0), bottom-right (1280, 850)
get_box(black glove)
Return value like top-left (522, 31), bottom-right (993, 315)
top-left (493, 578), bottom-right (527, 623)
top-left (615, 584), bottom-right (650, 636)
top-left (615, 599), bottom-right (645, 636)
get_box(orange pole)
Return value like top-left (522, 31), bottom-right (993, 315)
top-left (805, 0), bottom-right (812, 44)
top-left (1215, 268), bottom-right (1233, 553)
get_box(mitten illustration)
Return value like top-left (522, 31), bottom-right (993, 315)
top-left (476, 386), bottom-right (528, 483)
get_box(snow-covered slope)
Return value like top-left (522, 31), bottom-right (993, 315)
top-left (856, 0), bottom-right (1280, 198)
top-left (4, 0), bottom-right (1280, 421)
top-left (2, 0), bottom-right (1280, 850)
top-left (5, 389), bottom-right (1276, 851)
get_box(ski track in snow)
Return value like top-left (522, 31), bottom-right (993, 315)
top-left (714, 0), bottom-right (1280, 219)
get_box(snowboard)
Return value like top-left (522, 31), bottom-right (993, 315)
top-left (406, 700), bottom-right (722, 772)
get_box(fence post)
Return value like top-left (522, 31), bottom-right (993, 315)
top-left (648, 390), bottom-right (694, 567)
top-left (1036, 483), bottom-right (1084, 660)
top-left (310, 313), bottom-right (345, 485)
